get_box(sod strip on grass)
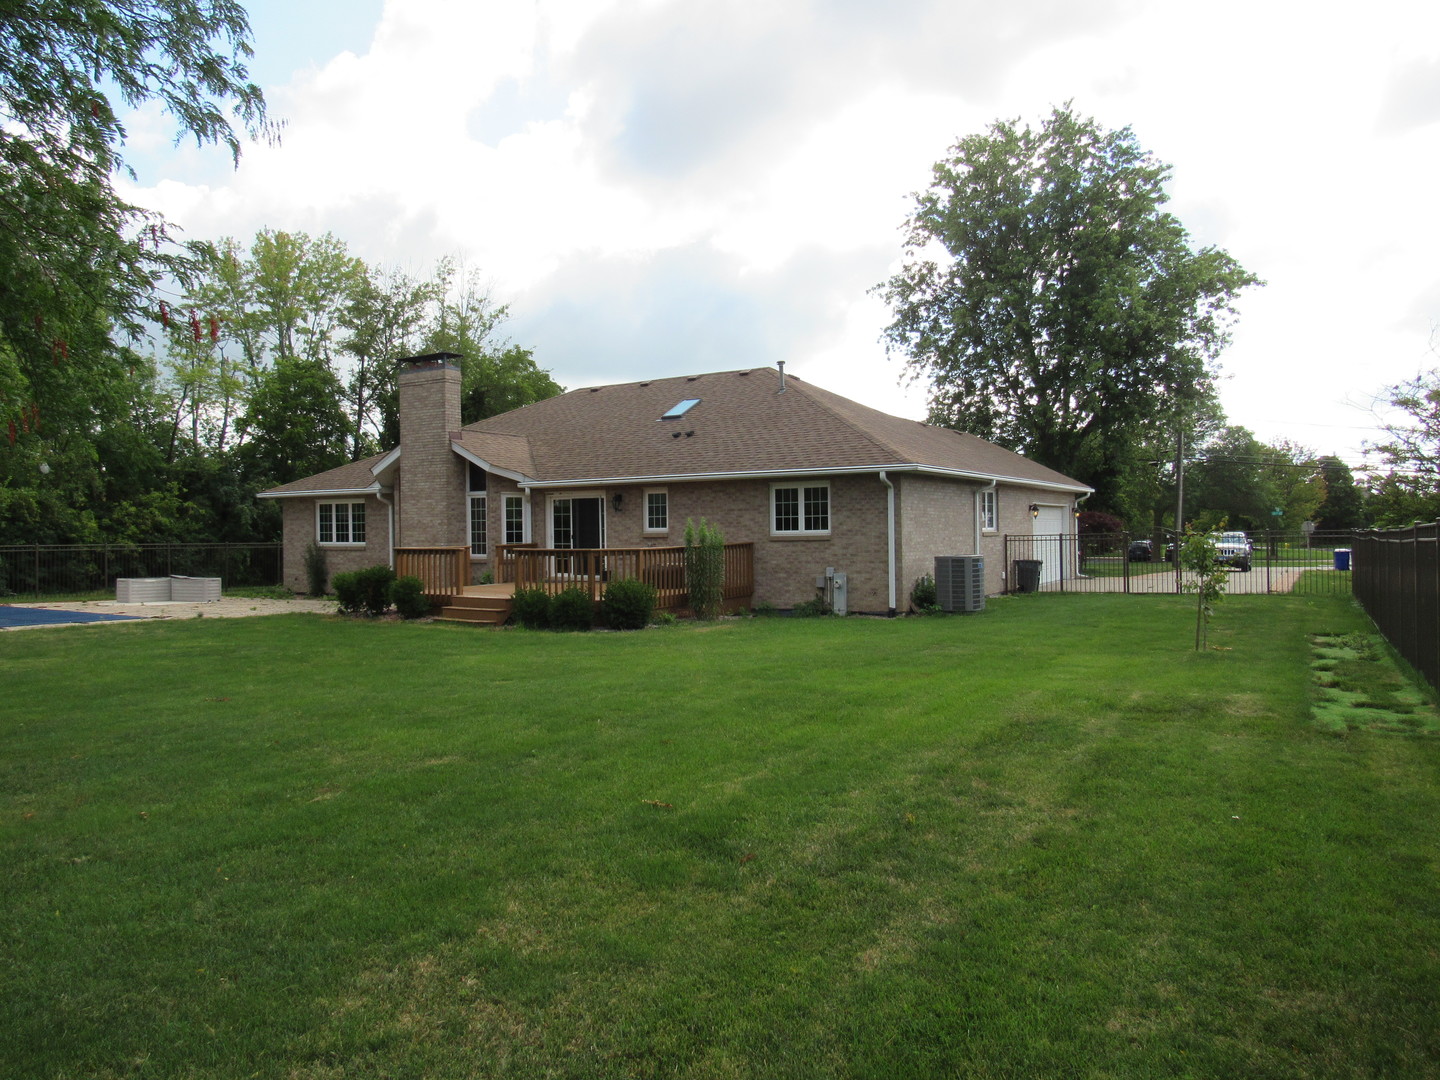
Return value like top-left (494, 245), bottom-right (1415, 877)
top-left (2, 597), bottom-right (1439, 1079)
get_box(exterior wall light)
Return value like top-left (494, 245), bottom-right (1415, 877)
top-left (1029, 504), bottom-right (1039, 519)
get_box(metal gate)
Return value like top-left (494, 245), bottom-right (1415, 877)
top-left (1002, 532), bottom-right (1354, 597)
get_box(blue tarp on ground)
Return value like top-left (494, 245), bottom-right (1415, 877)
top-left (0, 606), bottom-right (143, 628)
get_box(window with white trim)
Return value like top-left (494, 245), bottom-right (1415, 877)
top-left (469, 494), bottom-right (487, 556)
top-left (771, 482), bottom-right (830, 535)
top-left (979, 488), bottom-right (998, 533)
top-left (317, 501), bottom-right (366, 545)
top-left (469, 466), bottom-right (488, 557)
top-left (503, 495), bottom-right (525, 545)
top-left (644, 488), bottom-right (668, 534)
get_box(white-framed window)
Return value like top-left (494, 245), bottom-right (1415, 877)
top-left (317, 501), bottom-right (366, 545)
top-left (469, 494), bottom-right (487, 556)
top-left (503, 494), bottom-right (525, 545)
top-left (771, 481), bottom-right (830, 536)
top-left (979, 488), bottom-right (998, 533)
top-left (644, 488), bottom-right (668, 534)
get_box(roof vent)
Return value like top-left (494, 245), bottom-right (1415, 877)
top-left (777, 361), bottom-right (786, 392)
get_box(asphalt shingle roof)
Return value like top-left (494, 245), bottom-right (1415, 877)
top-left (460, 367), bottom-right (1089, 491)
top-left (260, 367), bottom-right (1089, 495)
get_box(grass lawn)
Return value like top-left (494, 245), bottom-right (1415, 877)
top-left (3, 595), bottom-right (1439, 1079)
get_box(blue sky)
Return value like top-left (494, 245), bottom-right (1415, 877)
top-left (118, 0), bottom-right (1440, 469)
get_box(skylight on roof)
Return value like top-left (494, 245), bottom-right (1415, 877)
top-left (661, 398), bottom-right (701, 420)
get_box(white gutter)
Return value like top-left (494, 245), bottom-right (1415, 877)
top-left (257, 483), bottom-right (382, 499)
top-left (975, 478), bottom-right (997, 554)
top-left (375, 486), bottom-right (396, 569)
top-left (512, 463), bottom-right (1092, 494)
top-left (878, 471), bottom-right (897, 616)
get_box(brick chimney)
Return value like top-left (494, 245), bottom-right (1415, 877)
top-left (396, 353), bottom-right (466, 547)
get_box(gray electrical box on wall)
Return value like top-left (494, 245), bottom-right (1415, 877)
top-left (934, 556), bottom-right (985, 613)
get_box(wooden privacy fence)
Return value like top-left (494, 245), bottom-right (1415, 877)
top-left (394, 546), bottom-right (469, 601)
top-left (507, 542), bottom-right (754, 611)
top-left (1352, 522), bottom-right (1439, 692)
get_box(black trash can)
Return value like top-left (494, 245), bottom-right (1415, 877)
top-left (1013, 559), bottom-right (1042, 594)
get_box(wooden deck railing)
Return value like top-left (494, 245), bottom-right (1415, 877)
top-left (395, 546), bottom-right (469, 601)
top-left (494, 542), bottom-right (538, 584)
top-left (509, 542), bottom-right (754, 611)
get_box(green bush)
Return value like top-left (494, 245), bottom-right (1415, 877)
top-left (511, 586), bottom-right (551, 629)
top-left (334, 567), bottom-right (407, 617)
top-left (303, 541), bottom-right (328, 597)
top-left (791, 596), bottom-right (834, 618)
top-left (357, 565), bottom-right (396, 617)
top-left (550, 586), bottom-right (595, 632)
top-left (649, 610), bottom-right (678, 626)
top-left (603, 577), bottom-right (658, 630)
top-left (331, 571), bottom-right (363, 614)
top-left (751, 600), bottom-right (780, 618)
top-left (391, 575), bottom-right (430, 620)
top-left (910, 573), bottom-right (938, 612)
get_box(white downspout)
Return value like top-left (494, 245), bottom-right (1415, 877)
top-left (376, 487), bottom-right (395, 569)
top-left (975, 478), bottom-right (997, 554)
top-left (879, 471), bottom-right (896, 617)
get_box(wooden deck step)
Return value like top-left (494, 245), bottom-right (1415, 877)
top-left (437, 593), bottom-right (512, 626)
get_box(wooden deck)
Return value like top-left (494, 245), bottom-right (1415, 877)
top-left (399, 542), bottom-right (756, 627)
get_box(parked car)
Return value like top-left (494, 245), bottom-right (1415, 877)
top-left (1127, 539), bottom-right (1153, 562)
top-left (1215, 531), bottom-right (1253, 571)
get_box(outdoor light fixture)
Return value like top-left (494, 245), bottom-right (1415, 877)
top-left (1029, 504), bottom-right (1039, 519)
top-left (612, 492), bottom-right (624, 512)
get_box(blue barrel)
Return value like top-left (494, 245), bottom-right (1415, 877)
top-left (1333, 548), bottom-right (1351, 571)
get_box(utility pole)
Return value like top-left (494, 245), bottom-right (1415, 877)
top-left (1174, 423), bottom-right (1185, 563)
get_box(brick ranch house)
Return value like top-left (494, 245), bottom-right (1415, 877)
top-left (259, 355), bottom-right (1090, 615)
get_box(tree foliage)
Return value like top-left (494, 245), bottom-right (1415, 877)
top-left (1366, 369), bottom-right (1440, 527)
top-left (877, 105), bottom-right (1260, 507)
top-left (0, 0), bottom-right (270, 543)
top-left (1179, 527), bottom-right (1228, 651)
top-left (1314, 456), bottom-right (1366, 531)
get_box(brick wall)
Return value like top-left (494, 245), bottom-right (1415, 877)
top-left (896, 474), bottom-right (976, 608)
top-left (396, 361), bottom-right (466, 548)
top-left (279, 495), bottom-right (392, 593)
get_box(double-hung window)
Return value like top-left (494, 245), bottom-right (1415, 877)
top-left (644, 489), bottom-right (668, 534)
top-left (771, 482), bottom-right (830, 536)
top-left (468, 464), bottom-right (487, 557)
top-left (503, 495), bottom-right (525, 545)
top-left (979, 488), bottom-right (998, 533)
top-left (318, 501), bottom-right (366, 545)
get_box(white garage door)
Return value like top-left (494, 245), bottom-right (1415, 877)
top-left (1033, 505), bottom-right (1068, 585)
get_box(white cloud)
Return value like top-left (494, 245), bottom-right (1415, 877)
top-left (117, 0), bottom-right (1440, 468)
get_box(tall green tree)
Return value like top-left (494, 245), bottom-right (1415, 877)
top-left (1365, 369), bottom-right (1440, 527)
top-left (1313, 455), bottom-right (1366, 530)
top-left (0, 0), bottom-right (271, 541)
top-left (876, 104), bottom-right (1259, 508)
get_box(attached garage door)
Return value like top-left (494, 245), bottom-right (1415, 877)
top-left (1033, 505), bottom-right (1068, 585)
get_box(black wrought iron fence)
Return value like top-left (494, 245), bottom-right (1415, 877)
top-left (1003, 532), bottom-right (1355, 597)
top-left (0, 543), bottom-right (282, 599)
top-left (1352, 522), bottom-right (1438, 693)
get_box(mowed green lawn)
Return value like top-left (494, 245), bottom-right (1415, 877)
top-left (3, 596), bottom-right (1438, 1079)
